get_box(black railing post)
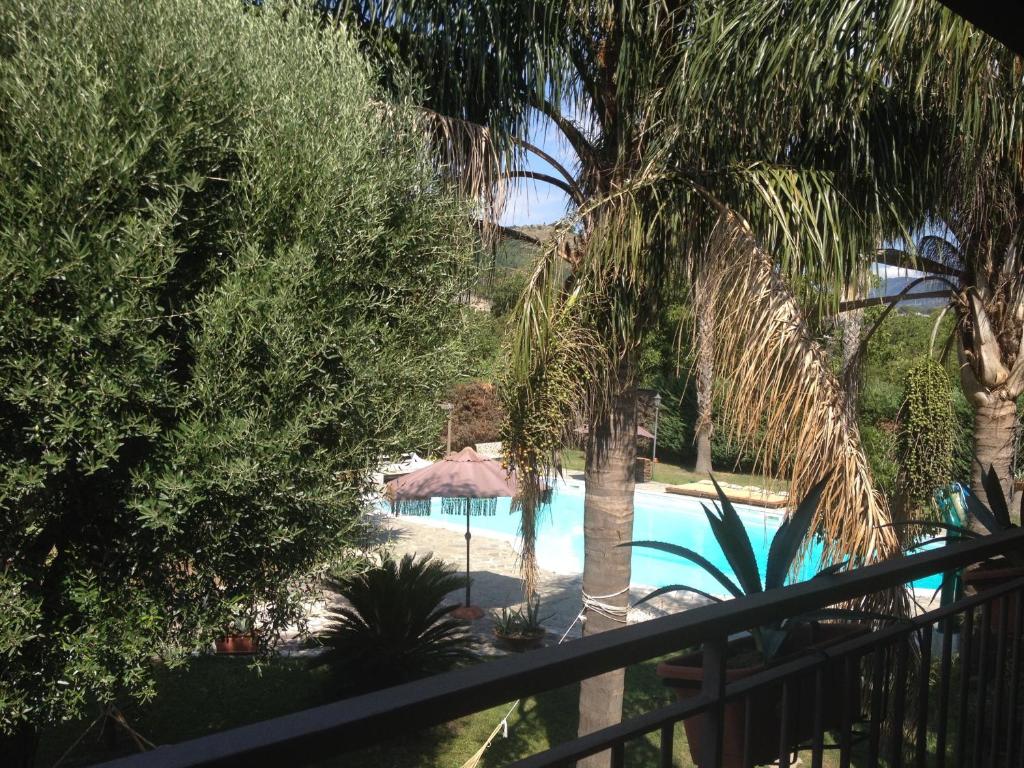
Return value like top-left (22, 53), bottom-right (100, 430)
top-left (698, 636), bottom-right (727, 768)
top-left (914, 625), bottom-right (932, 768)
top-left (658, 723), bottom-right (673, 768)
top-left (935, 614), bottom-right (955, 768)
top-left (1006, 589), bottom-right (1024, 765)
top-left (956, 607), bottom-right (974, 767)
top-left (972, 602), bottom-right (991, 766)
top-left (890, 634), bottom-right (909, 768)
top-left (989, 596), bottom-right (1008, 763)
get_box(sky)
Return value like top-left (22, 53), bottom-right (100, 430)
top-left (499, 116), bottom-right (575, 227)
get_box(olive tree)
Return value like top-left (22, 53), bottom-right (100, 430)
top-left (0, 0), bottom-right (472, 758)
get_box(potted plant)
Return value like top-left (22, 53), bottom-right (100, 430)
top-left (624, 476), bottom-right (875, 768)
top-left (492, 594), bottom-right (549, 651)
top-left (215, 612), bottom-right (259, 655)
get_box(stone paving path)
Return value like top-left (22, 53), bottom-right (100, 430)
top-left (373, 512), bottom-right (709, 654)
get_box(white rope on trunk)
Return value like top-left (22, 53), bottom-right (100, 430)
top-left (581, 586), bottom-right (630, 624)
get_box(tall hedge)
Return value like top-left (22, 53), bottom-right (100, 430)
top-left (0, 0), bottom-right (473, 746)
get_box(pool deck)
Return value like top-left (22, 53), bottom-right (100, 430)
top-left (376, 513), bottom-right (710, 654)
top-left (374, 500), bottom-right (941, 653)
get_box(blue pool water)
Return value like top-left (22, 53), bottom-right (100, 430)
top-left (387, 482), bottom-right (941, 595)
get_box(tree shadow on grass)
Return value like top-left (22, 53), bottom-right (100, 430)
top-left (40, 654), bottom-right (464, 768)
top-left (39, 655), bottom-right (340, 767)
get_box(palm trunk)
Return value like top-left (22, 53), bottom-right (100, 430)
top-left (694, 300), bottom-right (714, 475)
top-left (971, 397), bottom-right (1018, 517)
top-left (839, 287), bottom-right (864, 418)
top-left (956, 286), bottom-right (1023, 525)
top-left (577, 384), bottom-right (637, 768)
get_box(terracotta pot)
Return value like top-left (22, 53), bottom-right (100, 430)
top-left (964, 561), bottom-right (1024, 635)
top-left (657, 623), bottom-right (866, 768)
top-left (494, 629), bottom-right (545, 652)
top-left (215, 632), bottom-right (258, 655)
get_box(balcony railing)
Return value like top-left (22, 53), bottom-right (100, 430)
top-left (96, 528), bottom-right (1024, 768)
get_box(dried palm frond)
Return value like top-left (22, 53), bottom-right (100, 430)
top-left (697, 214), bottom-right (902, 577)
top-left (416, 109), bottom-right (509, 246)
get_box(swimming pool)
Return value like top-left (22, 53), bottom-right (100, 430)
top-left (386, 481), bottom-right (941, 594)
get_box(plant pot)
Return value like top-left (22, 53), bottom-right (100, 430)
top-left (215, 632), bottom-right (258, 655)
top-left (964, 561), bottom-right (1024, 635)
top-left (657, 623), bottom-right (866, 767)
top-left (494, 629), bottom-right (546, 652)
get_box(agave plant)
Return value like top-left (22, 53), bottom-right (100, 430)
top-left (625, 476), bottom-right (872, 662)
top-left (320, 553), bottom-right (479, 692)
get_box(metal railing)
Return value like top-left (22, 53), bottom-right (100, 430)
top-left (96, 528), bottom-right (1024, 768)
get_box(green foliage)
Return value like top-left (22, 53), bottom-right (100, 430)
top-left (492, 594), bottom-right (548, 637)
top-left (637, 301), bottom-right (761, 471)
top-left (320, 554), bottom-right (479, 691)
top-left (0, 0), bottom-right (472, 736)
top-left (857, 309), bottom-right (972, 497)
top-left (488, 270), bottom-right (530, 319)
top-left (458, 309), bottom-right (504, 382)
top-left (896, 358), bottom-right (961, 511)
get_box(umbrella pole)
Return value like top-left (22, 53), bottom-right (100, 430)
top-left (464, 497), bottom-right (472, 607)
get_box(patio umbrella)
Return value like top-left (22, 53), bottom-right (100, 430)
top-left (386, 446), bottom-right (517, 619)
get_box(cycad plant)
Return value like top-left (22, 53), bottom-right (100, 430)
top-left (321, 554), bottom-right (479, 692)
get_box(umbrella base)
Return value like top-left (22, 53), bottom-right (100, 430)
top-left (451, 605), bottom-right (484, 620)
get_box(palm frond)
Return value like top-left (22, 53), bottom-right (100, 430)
top-left (501, 235), bottom-right (601, 596)
top-left (695, 215), bottom-right (903, 579)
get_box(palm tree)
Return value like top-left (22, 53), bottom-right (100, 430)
top-left (879, 230), bottom-right (1022, 515)
top-left (694, 271), bottom-right (716, 474)
top-left (758, 0), bottom-right (1022, 515)
top-left (325, 2), bottom-right (948, 759)
top-left (676, 0), bottom-right (1022, 520)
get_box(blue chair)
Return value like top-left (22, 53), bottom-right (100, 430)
top-left (932, 482), bottom-right (967, 606)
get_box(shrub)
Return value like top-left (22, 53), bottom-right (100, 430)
top-left (447, 381), bottom-right (506, 451)
top-left (0, 0), bottom-right (472, 747)
top-left (488, 270), bottom-right (530, 318)
top-left (320, 554), bottom-right (479, 691)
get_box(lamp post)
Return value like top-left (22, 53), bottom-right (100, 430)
top-left (440, 401), bottom-right (454, 455)
top-left (652, 392), bottom-right (661, 462)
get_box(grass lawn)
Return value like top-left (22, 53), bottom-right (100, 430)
top-left (559, 449), bottom-right (785, 491)
top-left (39, 654), bottom-right (690, 768)
top-left (39, 652), bottom-right (859, 767)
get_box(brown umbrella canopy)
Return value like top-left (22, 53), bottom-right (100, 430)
top-left (384, 446), bottom-right (517, 617)
top-left (386, 446), bottom-right (517, 500)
